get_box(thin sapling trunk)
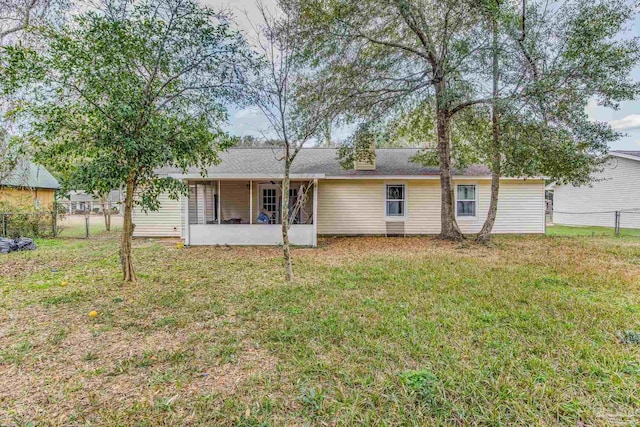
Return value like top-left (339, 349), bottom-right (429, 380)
top-left (281, 157), bottom-right (294, 282)
top-left (120, 175), bottom-right (136, 282)
top-left (102, 195), bottom-right (111, 232)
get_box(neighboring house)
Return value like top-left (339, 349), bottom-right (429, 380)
top-left (554, 151), bottom-right (640, 229)
top-left (133, 148), bottom-right (546, 246)
top-left (0, 160), bottom-right (59, 209)
top-left (60, 190), bottom-right (123, 214)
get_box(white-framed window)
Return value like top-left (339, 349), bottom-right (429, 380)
top-left (385, 183), bottom-right (406, 220)
top-left (456, 184), bottom-right (477, 218)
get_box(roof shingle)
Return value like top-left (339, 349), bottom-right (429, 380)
top-left (157, 148), bottom-right (490, 177)
top-left (0, 161), bottom-right (60, 189)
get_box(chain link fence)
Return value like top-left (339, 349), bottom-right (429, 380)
top-left (0, 210), bottom-right (59, 239)
top-left (1, 206), bottom-right (122, 240)
top-left (551, 208), bottom-right (640, 236)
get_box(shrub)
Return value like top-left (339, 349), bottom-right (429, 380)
top-left (0, 201), bottom-right (55, 238)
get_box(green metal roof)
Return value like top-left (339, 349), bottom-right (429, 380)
top-left (0, 160), bottom-right (60, 190)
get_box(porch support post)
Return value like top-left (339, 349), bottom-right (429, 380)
top-left (184, 181), bottom-right (190, 246)
top-left (217, 180), bottom-right (221, 225)
top-left (249, 180), bottom-right (253, 224)
top-left (312, 178), bottom-right (318, 247)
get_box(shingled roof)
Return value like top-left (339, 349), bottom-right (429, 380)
top-left (0, 160), bottom-right (60, 189)
top-left (157, 148), bottom-right (491, 178)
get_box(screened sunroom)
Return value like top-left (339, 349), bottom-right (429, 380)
top-left (182, 178), bottom-right (318, 246)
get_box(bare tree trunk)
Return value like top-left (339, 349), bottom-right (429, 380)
top-left (477, 154), bottom-right (500, 243)
top-left (281, 161), bottom-right (294, 282)
top-left (477, 13), bottom-right (501, 243)
top-left (435, 78), bottom-right (464, 241)
top-left (323, 119), bottom-right (332, 147)
top-left (120, 176), bottom-right (136, 282)
top-left (102, 195), bottom-right (111, 232)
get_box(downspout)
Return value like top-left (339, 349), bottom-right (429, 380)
top-left (312, 178), bottom-right (318, 247)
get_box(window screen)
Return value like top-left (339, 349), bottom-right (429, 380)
top-left (457, 185), bottom-right (476, 217)
top-left (385, 184), bottom-right (406, 218)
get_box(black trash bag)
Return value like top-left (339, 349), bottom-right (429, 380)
top-left (0, 238), bottom-right (17, 254)
top-left (0, 239), bottom-right (11, 254)
top-left (16, 237), bottom-right (36, 251)
top-left (0, 237), bottom-right (36, 253)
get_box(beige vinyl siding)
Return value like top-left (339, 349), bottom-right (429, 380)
top-left (491, 180), bottom-right (546, 233)
top-left (455, 179), bottom-right (545, 234)
top-left (135, 178), bottom-right (544, 238)
top-left (318, 180), bottom-right (386, 234)
top-left (554, 157), bottom-right (640, 229)
top-left (405, 180), bottom-right (442, 234)
top-left (317, 179), bottom-right (545, 235)
top-left (132, 193), bottom-right (181, 237)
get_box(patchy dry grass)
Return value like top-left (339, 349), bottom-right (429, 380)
top-left (1, 229), bottom-right (640, 426)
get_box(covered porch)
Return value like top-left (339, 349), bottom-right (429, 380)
top-left (183, 178), bottom-right (318, 246)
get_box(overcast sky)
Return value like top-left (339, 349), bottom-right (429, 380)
top-left (204, 0), bottom-right (640, 149)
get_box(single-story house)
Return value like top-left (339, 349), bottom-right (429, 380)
top-left (60, 189), bottom-right (123, 214)
top-left (0, 160), bottom-right (60, 209)
top-left (132, 148), bottom-right (546, 246)
top-left (553, 150), bottom-right (640, 229)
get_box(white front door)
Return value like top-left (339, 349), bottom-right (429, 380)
top-left (259, 184), bottom-right (280, 224)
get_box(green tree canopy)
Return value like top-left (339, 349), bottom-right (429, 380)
top-left (2, 0), bottom-right (252, 280)
top-left (284, 0), bottom-right (639, 240)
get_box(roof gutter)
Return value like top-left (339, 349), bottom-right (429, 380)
top-left (166, 173), bottom-right (545, 181)
top-left (321, 175), bottom-right (546, 180)
top-left (167, 173), bottom-right (326, 180)
top-left (611, 152), bottom-right (640, 162)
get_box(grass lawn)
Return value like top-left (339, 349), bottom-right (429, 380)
top-left (547, 224), bottom-right (640, 237)
top-left (2, 228), bottom-right (640, 426)
top-left (55, 215), bottom-right (123, 239)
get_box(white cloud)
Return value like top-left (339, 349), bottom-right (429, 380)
top-left (226, 106), bottom-right (274, 138)
top-left (585, 98), bottom-right (599, 119)
top-left (610, 114), bottom-right (640, 131)
top-left (233, 106), bottom-right (261, 120)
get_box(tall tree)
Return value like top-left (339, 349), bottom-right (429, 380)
top-left (3, 0), bottom-right (250, 281)
top-left (285, 0), bottom-right (638, 241)
top-left (0, 129), bottom-right (19, 183)
top-left (475, 0), bottom-right (639, 241)
top-left (245, 3), bottom-right (332, 281)
top-left (475, 0), bottom-right (502, 243)
top-left (282, 0), bottom-right (495, 240)
top-left (0, 0), bottom-right (68, 185)
top-left (0, 0), bottom-right (67, 41)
